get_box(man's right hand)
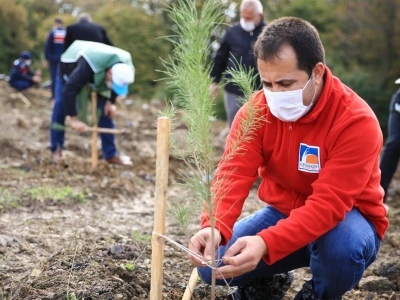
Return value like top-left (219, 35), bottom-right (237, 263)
top-left (69, 116), bottom-right (89, 133)
top-left (32, 74), bottom-right (42, 84)
top-left (188, 227), bottom-right (222, 267)
top-left (209, 82), bottom-right (219, 98)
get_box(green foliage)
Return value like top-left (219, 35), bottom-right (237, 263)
top-left (125, 262), bottom-right (135, 271)
top-left (27, 186), bottom-right (87, 204)
top-left (66, 293), bottom-right (78, 300)
top-left (94, 3), bottom-right (171, 99)
top-left (0, 1), bottom-right (30, 72)
top-left (132, 230), bottom-right (151, 243)
top-left (333, 67), bottom-right (396, 137)
top-left (0, 188), bottom-right (19, 211)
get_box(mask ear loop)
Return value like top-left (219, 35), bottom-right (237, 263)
top-left (304, 75), bottom-right (317, 107)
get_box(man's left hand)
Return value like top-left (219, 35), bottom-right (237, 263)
top-left (104, 101), bottom-right (116, 119)
top-left (215, 236), bottom-right (267, 280)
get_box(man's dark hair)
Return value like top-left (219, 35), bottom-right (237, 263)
top-left (54, 18), bottom-right (63, 24)
top-left (254, 17), bottom-right (325, 76)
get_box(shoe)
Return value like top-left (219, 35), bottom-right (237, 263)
top-left (51, 148), bottom-right (65, 163)
top-left (226, 271), bottom-right (294, 300)
top-left (106, 155), bottom-right (132, 166)
top-left (293, 280), bottom-right (342, 300)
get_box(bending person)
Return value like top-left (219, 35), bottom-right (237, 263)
top-left (50, 40), bottom-right (134, 165)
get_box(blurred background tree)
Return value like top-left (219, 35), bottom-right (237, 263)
top-left (0, 0), bottom-right (399, 135)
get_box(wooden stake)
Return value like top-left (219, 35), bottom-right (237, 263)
top-left (91, 92), bottom-right (98, 168)
top-left (150, 117), bottom-right (170, 300)
top-left (86, 127), bottom-right (131, 135)
top-left (10, 92), bottom-right (32, 107)
top-left (182, 268), bottom-right (198, 300)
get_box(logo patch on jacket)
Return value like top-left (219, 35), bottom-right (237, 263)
top-left (298, 143), bottom-right (320, 173)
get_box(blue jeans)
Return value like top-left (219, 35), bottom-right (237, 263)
top-left (197, 206), bottom-right (380, 299)
top-left (380, 88), bottom-right (400, 202)
top-left (50, 73), bottom-right (117, 159)
top-left (49, 59), bottom-right (60, 98)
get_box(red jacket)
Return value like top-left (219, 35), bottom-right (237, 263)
top-left (202, 67), bottom-right (389, 265)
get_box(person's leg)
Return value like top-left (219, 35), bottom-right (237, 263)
top-left (197, 205), bottom-right (309, 286)
top-left (308, 208), bottom-right (380, 299)
top-left (224, 91), bottom-right (244, 129)
top-left (49, 60), bottom-right (59, 98)
top-left (380, 90), bottom-right (400, 202)
top-left (97, 99), bottom-right (117, 160)
top-left (50, 73), bottom-right (66, 152)
top-left (10, 79), bottom-right (33, 91)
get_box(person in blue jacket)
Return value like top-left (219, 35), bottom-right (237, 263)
top-left (209, 0), bottom-right (266, 129)
top-left (9, 51), bottom-right (42, 91)
top-left (44, 18), bottom-right (66, 100)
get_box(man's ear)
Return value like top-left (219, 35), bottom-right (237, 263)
top-left (105, 68), bottom-right (112, 80)
top-left (313, 63), bottom-right (325, 85)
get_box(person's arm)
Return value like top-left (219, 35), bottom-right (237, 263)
top-left (101, 26), bottom-right (113, 46)
top-left (11, 63), bottom-right (33, 81)
top-left (63, 27), bottom-right (72, 52)
top-left (62, 57), bottom-right (94, 116)
top-left (210, 27), bottom-right (231, 83)
top-left (201, 93), bottom-right (267, 244)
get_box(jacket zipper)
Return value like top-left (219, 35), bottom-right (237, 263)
top-left (287, 122), bottom-right (293, 189)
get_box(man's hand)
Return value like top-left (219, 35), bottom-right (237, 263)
top-left (215, 236), bottom-right (267, 280)
top-left (32, 74), bottom-right (42, 84)
top-left (209, 82), bottom-right (219, 98)
top-left (104, 101), bottom-right (116, 119)
top-left (69, 116), bottom-right (89, 133)
top-left (188, 227), bottom-right (222, 267)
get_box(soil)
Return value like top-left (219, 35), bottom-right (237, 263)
top-left (0, 81), bottom-right (399, 300)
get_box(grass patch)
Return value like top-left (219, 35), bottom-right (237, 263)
top-left (132, 230), bottom-right (151, 243)
top-left (0, 188), bottom-right (20, 210)
top-left (27, 186), bottom-right (87, 204)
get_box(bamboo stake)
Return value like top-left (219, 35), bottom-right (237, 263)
top-left (182, 268), bottom-right (198, 300)
top-left (85, 127), bottom-right (131, 135)
top-left (91, 92), bottom-right (98, 168)
top-left (150, 117), bottom-right (170, 300)
top-left (10, 92), bottom-right (32, 107)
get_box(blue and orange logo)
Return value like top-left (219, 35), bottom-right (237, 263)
top-left (298, 143), bottom-right (320, 173)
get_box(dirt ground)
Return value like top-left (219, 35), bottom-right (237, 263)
top-left (0, 81), bottom-right (399, 300)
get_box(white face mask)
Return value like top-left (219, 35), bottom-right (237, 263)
top-left (25, 59), bottom-right (32, 66)
top-left (240, 18), bottom-right (255, 32)
top-left (264, 76), bottom-right (316, 122)
top-left (106, 80), bottom-right (113, 89)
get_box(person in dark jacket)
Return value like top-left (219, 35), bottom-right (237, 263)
top-left (44, 18), bottom-right (66, 99)
top-left (63, 13), bottom-right (112, 52)
top-left (209, 0), bottom-right (266, 128)
top-left (9, 51), bottom-right (42, 91)
top-left (379, 78), bottom-right (400, 210)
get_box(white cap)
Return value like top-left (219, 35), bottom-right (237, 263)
top-left (395, 78), bottom-right (400, 84)
top-left (111, 63), bottom-right (135, 96)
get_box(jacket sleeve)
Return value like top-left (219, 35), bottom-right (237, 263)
top-left (101, 26), bottom-right (113, 46)
top-left (210, 28), bottom-right (231, 83)
top-left (63, 27), bottom-right (72, 52)
top-left (44, 31), bottom-right (53, 60)
top-left (62, 58), bottom-right (94, 116)
top-left (201, 93), bottom-right (266, 244)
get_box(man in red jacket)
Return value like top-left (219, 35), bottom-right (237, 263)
top-left (189, 17), bottom-right (388, 300)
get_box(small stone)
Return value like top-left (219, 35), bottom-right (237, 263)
top-left (358, 275), bottom-right (392, 292)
